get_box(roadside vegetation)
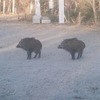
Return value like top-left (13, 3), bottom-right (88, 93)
top-left (0, 0), bottom-right (100, 24)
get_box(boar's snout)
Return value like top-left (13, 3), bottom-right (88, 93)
top-left (58, 45), bottom-right (63, 49)
top-left (16, 44), bottom-right (20, 48)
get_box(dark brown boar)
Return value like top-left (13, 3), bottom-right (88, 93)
top-left (16, 37), bottom-right (42, 59)
top-left (58, 38), bottom-right (85, 60)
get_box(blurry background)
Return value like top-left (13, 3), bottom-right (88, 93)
top-left (0, 0), bottom-right (100, 24)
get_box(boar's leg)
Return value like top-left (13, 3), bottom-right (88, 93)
top-left (34, 52), bottom-right (38, 58)
top-left (80, 50), bottom-right (83, 58)
top-left (77, 50), bottom-right (83, 59)
top-left (34, 50), bottom-right (41, 58)
top-left (70, 50), bottom-right (75, 60)
top-left (38, 51), bottom-right (41, 58)
top-left (27, 51), bottom-right (32, 59)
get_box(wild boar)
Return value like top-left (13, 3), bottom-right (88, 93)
top-left (16, 37), bottom-right (42, 59)
top-left (58, 38), bottom-right (85, 60)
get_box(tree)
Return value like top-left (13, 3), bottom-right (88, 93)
top-left (7, 0), bottom-right (12, 13)
top-left (3, 0), bottom-right (6, 14)
top-left (12, 0), bottom-right (15, 14)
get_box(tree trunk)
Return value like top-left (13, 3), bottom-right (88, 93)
top-left (7, 0), bottom-right (12, 14)
top-left (12, 0), bottom-right (15, 14)
top-left (16, 0), bottom-right (20, 20)
top-left (92, 0), bottom-right (97, 24)
top-left (29, 1), bottom-right (33, 14)
top-left (3, 0), bottom-right (6, 14)
top-left (0, 0), bottom-right (1, 13)
top-left (99, 0), bottom-right (100, 10)
top-left (78, 12), bottom-right (81, 25)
